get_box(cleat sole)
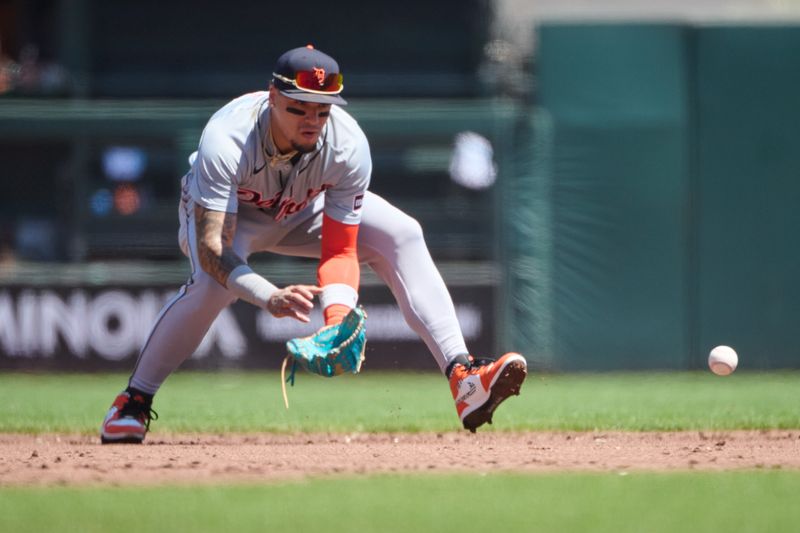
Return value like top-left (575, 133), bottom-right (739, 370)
top-left (462, 360), bottom-right (527, 432)
top-left (101, 435), bottom-right (145, 445)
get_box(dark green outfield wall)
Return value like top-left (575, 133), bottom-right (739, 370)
top-left (694, 26), bottom-right (800, 370)
top-left (506, 23), bottom-right (800, 370)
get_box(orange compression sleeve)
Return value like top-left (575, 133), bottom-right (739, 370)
top-left (318, 214), bottom-right (360, 325)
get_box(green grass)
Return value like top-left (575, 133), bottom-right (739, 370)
top-left (2, 371), bottom-right (799, 532)
top-left (0, 370), bottom-right (798, 434)
top-left (2, 471), bottom-right (800, 533)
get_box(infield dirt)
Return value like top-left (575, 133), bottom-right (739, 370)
top-left (1, 430), bottom-right (799, 486)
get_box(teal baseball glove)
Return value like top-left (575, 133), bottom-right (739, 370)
top-left (281, 306), bottom-right (367, 408)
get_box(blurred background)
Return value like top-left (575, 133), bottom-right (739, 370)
top-left (1, 0), bottom-right (799, 372)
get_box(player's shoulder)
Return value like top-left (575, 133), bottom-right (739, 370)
top-left (206, 92), bottom-right (268, 132)
top-left (201, 92), bottom-right (267, 153)
top-left (326, 105), bottom-right (369, 152)
top-left (328, 105), bottom-right (363, 133)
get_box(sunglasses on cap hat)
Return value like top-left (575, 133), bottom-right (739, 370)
top-left (272, 70), bottom-right (344, 95)
top-left (272, 45), bottom-right (347, 105)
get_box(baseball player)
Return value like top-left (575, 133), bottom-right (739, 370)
top-left (100, 45), bottom-right (527, 443)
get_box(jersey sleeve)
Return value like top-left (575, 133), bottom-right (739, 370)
top-left (322, 133), bottom-right (372, 225)
top-left (188, 126), bottom-right (242, 213)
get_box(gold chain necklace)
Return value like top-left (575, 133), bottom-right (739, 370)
top-left (267, 126), bottom-right (298, 168)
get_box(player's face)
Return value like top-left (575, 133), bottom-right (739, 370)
top-left (269, 87), bottom-right (331, 154)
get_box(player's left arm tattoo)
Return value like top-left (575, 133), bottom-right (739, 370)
top-left (194, 204), bottom-right (245, 287)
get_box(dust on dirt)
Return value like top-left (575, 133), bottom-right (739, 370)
top-left (1, 431), bottom-right (798, 487)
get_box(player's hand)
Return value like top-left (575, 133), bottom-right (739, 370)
top-left (267, 285), bottom-right (323, 322)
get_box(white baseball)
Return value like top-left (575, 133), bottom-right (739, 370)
top-left (708, 345), bottom-right (738, 376)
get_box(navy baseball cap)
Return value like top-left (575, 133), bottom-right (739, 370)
top-left (272, 45), bottom-right (347, 106)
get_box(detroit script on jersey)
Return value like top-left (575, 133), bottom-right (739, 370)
top-left (186, 92), bottom-right (371, 225)
top-left (237, 183), bottom-right (332, 221)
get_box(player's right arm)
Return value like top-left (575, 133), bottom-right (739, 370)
top-left (193, 204), bottom-right (321, 322)
top-left (194, 205), bottom-right (244, 285)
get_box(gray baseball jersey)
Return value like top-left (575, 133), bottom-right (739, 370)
top-left (185, 91), bottom-right (371, 225)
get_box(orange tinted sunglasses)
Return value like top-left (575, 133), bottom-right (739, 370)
top-left (273, 71), bottom-right (344, 95)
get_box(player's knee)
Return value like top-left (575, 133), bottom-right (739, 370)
top-left (392, 213), bottom-right (425, 248)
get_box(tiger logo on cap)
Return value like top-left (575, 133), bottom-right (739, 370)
top-left (312, 67), bottom-right (326, 86)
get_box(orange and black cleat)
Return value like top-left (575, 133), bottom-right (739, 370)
top-left (100, 391), bottom-right (158, 444)
top-left (448, 353), bottom-right (527, 433)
